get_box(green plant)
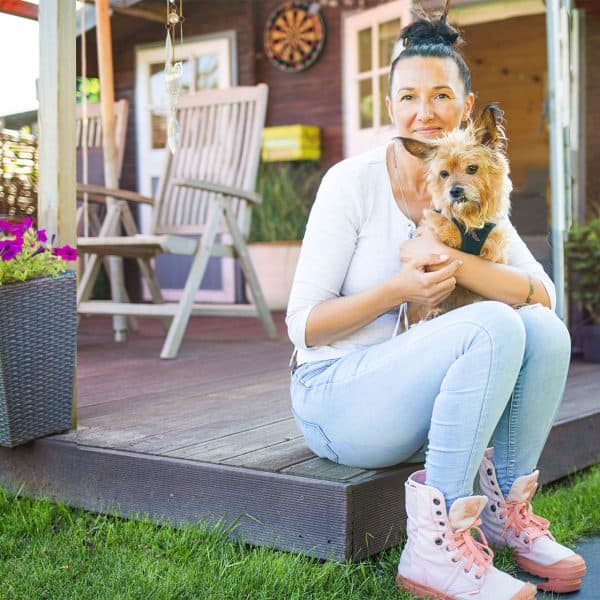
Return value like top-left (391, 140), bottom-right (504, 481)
top-left (0, 218), bottom-right (77, 285)
top-left (566, 217), bottom-right (600, 325)
top-left (249, 161), bottom-right (323, 243)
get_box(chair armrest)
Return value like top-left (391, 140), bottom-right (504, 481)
top-left (173, 178), bottom-right (261, 204)
top-left (77, 184), bottom-right (154, 205)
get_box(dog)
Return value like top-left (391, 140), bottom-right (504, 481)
top-left (399, 103), bottom-right (512, 325)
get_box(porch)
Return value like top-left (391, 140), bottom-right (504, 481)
top-left (0, 313), bottom-right (598, 561)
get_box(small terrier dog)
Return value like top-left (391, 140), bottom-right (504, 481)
top-left (399, 103), bottom-right (512, 325)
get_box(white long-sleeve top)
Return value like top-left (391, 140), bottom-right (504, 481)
top-left (286, 143), bottom-right (556, 366)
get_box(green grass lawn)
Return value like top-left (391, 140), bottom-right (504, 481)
top-left (1, 464), bottom-right (599, 600)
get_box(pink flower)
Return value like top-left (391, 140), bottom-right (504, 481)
top-left (52, 245), bottom-right (78, 261)
top-left (36, 229), bottom-right (48, 243)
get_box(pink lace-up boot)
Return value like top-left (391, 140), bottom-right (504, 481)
top-left (479, 448), bottom-right (586, 593)
top-left (396, 470), bottom-right (537, 600)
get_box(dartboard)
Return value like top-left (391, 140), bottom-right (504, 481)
top-left (264, 2), bottom-right (327, 73)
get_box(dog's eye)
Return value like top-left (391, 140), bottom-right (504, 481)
top-left (467, 165), bottom-right (478, 175)
top-left (439, 170), bottom-right (449, 179)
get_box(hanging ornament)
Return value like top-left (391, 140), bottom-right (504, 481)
top-left (164, 0), bottom-right (184, 154)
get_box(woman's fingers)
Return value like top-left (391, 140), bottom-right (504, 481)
top-left (405, 252), bottom-right (450, 268)
top-left (422, 259), bottom-right (461, 283)
top-left (431, 277), bottom-right (457, 303)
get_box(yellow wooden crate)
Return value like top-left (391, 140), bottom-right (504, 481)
top-left (261, 125), bottom-right (321, 162)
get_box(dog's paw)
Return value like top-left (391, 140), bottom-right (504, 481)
top-left (424, 308), bottom-right (445, 320)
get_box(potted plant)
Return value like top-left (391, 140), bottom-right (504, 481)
top-left (565, 217), bottom-right (600, 363)
top-left (0, 218), bottom-right (78, 446)
top-left (246, 162), bottom-right (322, 310)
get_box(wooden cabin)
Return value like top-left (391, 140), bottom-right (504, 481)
top-left (0, 0), bottom-right (598, 563)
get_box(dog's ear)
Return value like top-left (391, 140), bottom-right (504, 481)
top-left (398, 137), bottom-right (437, 161)
top-left (473, 103), bottom-right (507, 150)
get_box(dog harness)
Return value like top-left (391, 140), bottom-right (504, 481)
top-left (433, 209), bottom-right (496, 256)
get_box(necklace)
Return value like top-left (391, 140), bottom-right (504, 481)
top-left (386, 140), bottom-right (412, 222)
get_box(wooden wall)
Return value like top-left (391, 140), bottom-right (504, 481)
top-left (461, 14), bottom-right (549, 235)
top-left (462, 15), bottom-right (548, 190)
top-left (253, 0), bottom-right (383, 167)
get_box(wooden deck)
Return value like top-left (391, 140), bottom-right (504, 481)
top-left (0, 313), bottom-right (599, 560)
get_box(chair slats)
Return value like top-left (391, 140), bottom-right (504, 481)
top-left (75, 100), bottom-right (129, 183)
top-left (153, 90), bottom-right (265, 238)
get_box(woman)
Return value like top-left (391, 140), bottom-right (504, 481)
top-left (286, 7), bottom-right (586, 600)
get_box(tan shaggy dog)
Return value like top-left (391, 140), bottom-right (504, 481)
top-left (399, 103), bottom-right (512, 325)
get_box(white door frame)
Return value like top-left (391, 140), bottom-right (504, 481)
top-left (546, 0), bottom-right (579, 320)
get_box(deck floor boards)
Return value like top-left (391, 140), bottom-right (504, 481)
top-left (75, 314), bottom-right (599, 475)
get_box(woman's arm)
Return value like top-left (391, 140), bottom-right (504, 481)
top-left (400, 225), bottom-right (553, 309)
top-left (444, 249), bottom-right (551, 308)
top-left (304, 254), bottom-right (461, 347)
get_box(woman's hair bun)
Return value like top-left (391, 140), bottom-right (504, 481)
top-left (399, 9), bottom-right (462, 50)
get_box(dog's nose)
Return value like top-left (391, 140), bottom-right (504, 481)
top-left (450, 185), bottom-right (465, 200)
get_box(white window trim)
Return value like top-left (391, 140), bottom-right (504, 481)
top-left (342, 1), bottom-right (412, 157)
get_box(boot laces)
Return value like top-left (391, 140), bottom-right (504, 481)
top-left (447, 517), bottom-right (494, 579)
top-left (499, 500), bottom-right (550, 543)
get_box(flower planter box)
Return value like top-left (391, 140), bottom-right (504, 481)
top-left (0, 271), bottom-right (77, 447)
top-left (246, 242), bottom-right (301, 311)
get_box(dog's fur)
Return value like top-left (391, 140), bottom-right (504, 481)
top-left (399, 103), bottom-right (512, 325)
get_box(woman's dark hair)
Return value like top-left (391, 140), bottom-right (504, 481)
top-left (389, 3), bottom-right (471, 97)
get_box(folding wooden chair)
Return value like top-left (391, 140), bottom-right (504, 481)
top-left (77, 84), bottom-right (277, 359)
top-left (76, 99), bottom-right (129, 236)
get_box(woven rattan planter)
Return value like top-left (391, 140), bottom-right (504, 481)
top-left (0, 271), bottom-right (76, 447)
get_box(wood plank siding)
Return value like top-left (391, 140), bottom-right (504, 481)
top-left (71, 2), bottom-right (600, 221)
top-left (0, 313), bottom-right (598, 560)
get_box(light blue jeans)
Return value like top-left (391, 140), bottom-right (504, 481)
top-left (290, 301), bottom-right (571, 510)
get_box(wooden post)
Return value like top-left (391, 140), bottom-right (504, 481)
top-left (38, 0), bottom-right (77, 425)
top-left (38, 0), bottom-right (76, 245)
top-left (95, 0), bottom-right (129, 340)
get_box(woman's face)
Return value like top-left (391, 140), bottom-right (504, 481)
top-left (386, 56), bottom-right (474, 141)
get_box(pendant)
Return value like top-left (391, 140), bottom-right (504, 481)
top-left (164, 30), bottom-right (182, 154)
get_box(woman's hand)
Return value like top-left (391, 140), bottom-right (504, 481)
top-left (399, 226), bottom-right (446, 264)
top-left (399, 225), bottom-right (454, 275)
top-left (387, 254), bottom-right (462, 306)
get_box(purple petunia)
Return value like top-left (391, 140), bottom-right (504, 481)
top-left (0, 220), bottom-right (23, 236)
top-left (52, 245), bottom-right (78, 261)
top-left (0, 239), bottom-right (23, 261)
top-left (36, 229), bottom-right (48, 243)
